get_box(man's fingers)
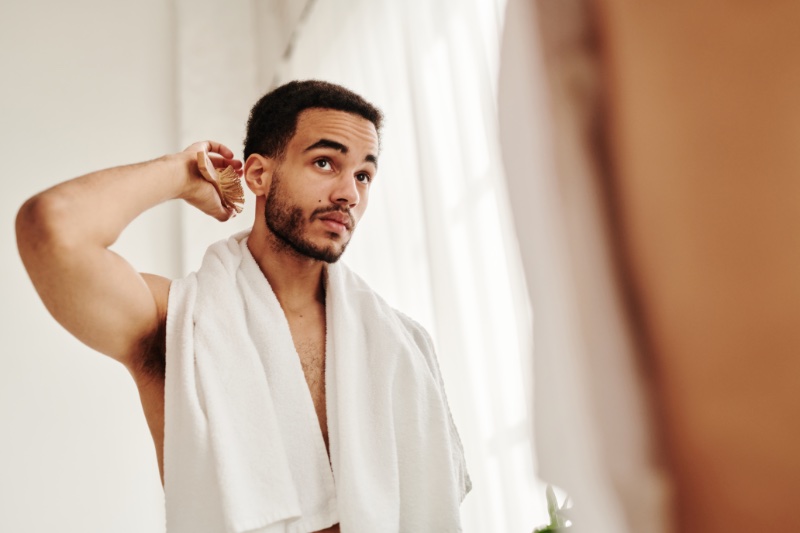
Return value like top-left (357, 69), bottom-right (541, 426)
top-left (208, 155), bottom-right (243, 169)
top-left (185, 141), bottom-right (237, 160)
top-left (205, 141), bottom-right (235, 159)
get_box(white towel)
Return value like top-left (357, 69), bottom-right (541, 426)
top-left (164, 230), bottom-right (470, 533)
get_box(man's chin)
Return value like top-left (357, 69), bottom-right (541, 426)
top-left (309, 235), bottom-right (350, 263)
top-left (292, 239), bottom-right (347, 263)
top-left (315, 244), bottom-right (347, 264)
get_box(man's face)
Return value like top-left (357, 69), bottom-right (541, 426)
top-left (264, 108), bottom-right (379, 263)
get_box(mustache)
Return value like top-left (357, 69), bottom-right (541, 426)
top-left (311, 205), bottom-right (355, 230)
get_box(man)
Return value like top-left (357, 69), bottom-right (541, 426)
top-left (16, 80), bottom-right (469, 532)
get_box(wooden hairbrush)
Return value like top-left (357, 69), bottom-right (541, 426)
top-left (196, 151), bottom-right (245, 214)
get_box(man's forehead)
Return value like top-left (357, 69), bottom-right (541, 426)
top-left (292, 108), bottom-right (379, 152)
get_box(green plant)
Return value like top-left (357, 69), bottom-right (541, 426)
top-left (532, 484), bottom-right (572, 533)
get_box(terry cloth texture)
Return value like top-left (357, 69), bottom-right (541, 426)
top-left (164, 231), bottom-right (470, 533)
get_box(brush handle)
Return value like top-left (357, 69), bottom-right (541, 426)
top-left (196, 151), bottom-right (230, 209)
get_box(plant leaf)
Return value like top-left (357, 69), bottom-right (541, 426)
top-left (546, 485), bottom-right (559, 525)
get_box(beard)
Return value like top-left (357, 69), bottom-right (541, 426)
top-left (264, 168), bottom-right (354, 263)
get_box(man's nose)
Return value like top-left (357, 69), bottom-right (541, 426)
top-left (331, 173), bottom-right (359, 208)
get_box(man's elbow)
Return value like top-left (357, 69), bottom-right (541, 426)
top-left (16, 192), bottom-right (75, 268)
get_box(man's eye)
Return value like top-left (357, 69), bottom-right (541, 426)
top-left (315, 159), bottom-right (331, 170)
top-left (356, 172), bottom-right (372, 184)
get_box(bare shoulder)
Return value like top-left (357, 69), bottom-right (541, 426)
top-left (129, 273), bottom-right (171, 381)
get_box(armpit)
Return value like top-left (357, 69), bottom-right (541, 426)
top-left (135, 317), bottom-right (167, 380)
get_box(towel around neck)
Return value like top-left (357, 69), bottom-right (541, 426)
top-left (164, 230), bottom-right (470, 533)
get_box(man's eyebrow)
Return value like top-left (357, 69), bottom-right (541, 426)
top-left (304, 139), bottom-right (348, 154)
top-left (304, 138), bottom-right (379, 169)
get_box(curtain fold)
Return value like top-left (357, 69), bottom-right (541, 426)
top-left (275, 0), bottom-right (544, 531)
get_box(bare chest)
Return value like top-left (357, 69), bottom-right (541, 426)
top-left (134, 308), bottom-right (330, 484)
top-left (286, 313), bottom-right (329, 450)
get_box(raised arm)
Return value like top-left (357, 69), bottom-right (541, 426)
top-left (15, 141), bottom-right (241, 372)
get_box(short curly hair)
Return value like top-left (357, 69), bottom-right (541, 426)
top-left (243, 80), bottom-right (383, 161)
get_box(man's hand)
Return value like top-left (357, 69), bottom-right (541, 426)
top-left (175, 141), bottom-right (244, 222)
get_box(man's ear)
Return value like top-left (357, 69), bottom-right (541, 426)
top-left (244, 154), bottom-right (274, 197)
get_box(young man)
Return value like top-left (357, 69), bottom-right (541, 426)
top-left (16, 81), bottom-right (469, 533)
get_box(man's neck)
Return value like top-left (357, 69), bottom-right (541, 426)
top-left (247, 225), bottom-right (325, 313)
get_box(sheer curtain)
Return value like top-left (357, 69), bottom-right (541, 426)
top-left (275, 1), bottom-right (544, 531)
top-left (176, 0), bottom-right (545, 530)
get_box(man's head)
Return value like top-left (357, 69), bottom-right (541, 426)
top-left (243, 80), bottom-right (383, 264)
top-left (244, 80), bottom-right (383, 161)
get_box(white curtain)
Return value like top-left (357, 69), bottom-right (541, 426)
top-left (174, 0), bottom-right (546, 530)
top-left (275, 1), bottom-right (545, 531)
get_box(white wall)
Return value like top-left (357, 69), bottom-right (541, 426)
top-left (1, 1), bottom-right (180, 531)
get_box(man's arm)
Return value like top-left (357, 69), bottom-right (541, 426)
top-left (15, 141), bottom-right (241, 371)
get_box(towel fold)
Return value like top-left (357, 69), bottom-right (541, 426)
top-left (164, 230), bottom-right (470, 533)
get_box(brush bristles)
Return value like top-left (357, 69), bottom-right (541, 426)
top-left (217, 166), bottom-right (245, 213)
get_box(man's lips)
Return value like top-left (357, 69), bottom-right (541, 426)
top-left (320, 219), bottom-right (347, 233)
top-left (316, 211), bottom-right (353, 231)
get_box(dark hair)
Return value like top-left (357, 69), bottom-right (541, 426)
top-left (243, 80), bottom-right (383, 160)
